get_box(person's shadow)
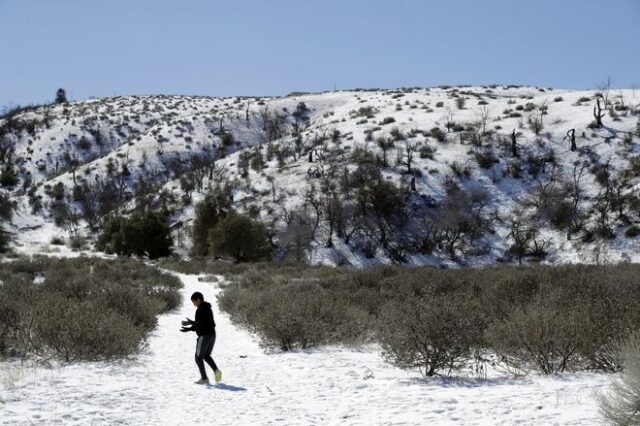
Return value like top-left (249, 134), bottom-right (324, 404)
top-left (208, 383), bottom-right (247, 392)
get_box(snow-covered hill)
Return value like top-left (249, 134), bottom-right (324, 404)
top-left (2, 86), bottom-right (640, 265)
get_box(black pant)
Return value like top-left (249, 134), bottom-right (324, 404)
top-left (195, 332), bottom-right (218, 380)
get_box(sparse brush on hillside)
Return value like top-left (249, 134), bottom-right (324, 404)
top-left (1, 87), bottom-right (639, 266)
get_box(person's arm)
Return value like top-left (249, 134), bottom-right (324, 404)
top-left (180, 317), bottom-right (196, 333)
top-left (191, 307), bottom-right (203, 334)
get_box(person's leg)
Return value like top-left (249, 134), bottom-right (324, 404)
top-left (203, 356), bottom-right (218, 371)
top-left (202, 331), bottom-right (218, 371)
top-left (195, 336), bottom-right (207, 379)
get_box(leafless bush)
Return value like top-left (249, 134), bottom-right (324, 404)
top-left (0, 257), bottom-right (181, 361)
top-left (598, 331), bottom-right (640, 425)
top-left (379, 294), bottom-right (483, 376)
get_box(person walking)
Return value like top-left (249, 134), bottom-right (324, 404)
top-left (181, 291), bottom-right (222, 385)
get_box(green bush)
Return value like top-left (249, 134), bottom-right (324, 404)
top-left (429, 127), bottom-right (446, 142)
top-left (625, 225), bottom-right (640, 238)
top-left (475, 151), bottom-right (499, 169)
top-left (96, 211), bottom-right (172, 259)
top-left (208, 212), bottom-right (272, 262)
top-left (190, 185), bottom-right (233, 256)
top-left (0, 166), bottom-right (18, 187)
top-left (0, 226), bottom-right (10, 253)
top-left (419, 144), bottom-right (436, 159)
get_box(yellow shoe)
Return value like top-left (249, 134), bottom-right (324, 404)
top-left (214, 369), bottom-right (222, 383)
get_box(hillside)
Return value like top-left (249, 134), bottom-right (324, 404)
top-left (1, 85), bottom-right (640, 266)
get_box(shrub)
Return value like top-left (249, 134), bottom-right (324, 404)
top-left (429, 127), bottom-right (446, 142)
top-left (527, 116), bottom-right (544, 135)
top-left (486, 295), bottom-right (587, 374)
top-left (55, 88), bottom-right (67, 104)
top-left (379, 294), bottom-right (483, 376)
top-left (68, 234), bottom-right (87, 250)
top-left (0, 166), bottom-right (18, 187)
top-left (76, 136), bottom-right (92, 150)
top-left (191, 185), bottom-right (233, 257)
top-left (50, 236), bottom-right (65, 245)
top-left (34, 295), bottom-right (145, 361)
top-left (220, 132), bottom-right (235, 146)
top-left (625, 225), bottom-right (640, 238)
top-left (212, 262), bottom-right (640, 378)
top-left (96, 211), bottom-right (172, 259)
top-left (0, 227), bottom-right (10, 253)
top-left (52, 182), bottom-right (65, 201)
top-left (598, 331), bottom-right (640, 425)
top-left (0, 257), bottom-right (181, 361)
top-left (208, 212), bottom-right (272, 262)
top-left (475, 151), bottom-right (499, 169)
top-left (218, 271), bottom-right (367, 350)
top-left (419, 144), bottom-right (436, 159)
top-left (0, 193), bottom-right (13, 221)
top-left (380, 116), bottom-right (396, 125)
top-left (550, 200), bottom-right (574, 230)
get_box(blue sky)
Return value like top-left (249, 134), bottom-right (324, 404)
top-left (0, 0), bottom-right (639, 108)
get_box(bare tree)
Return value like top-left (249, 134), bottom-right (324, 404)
top-left (479, 105), bottom-right (490, 134)
top-left (504, 214), bottom-right (540, 264)
top-left (565, 129), bottom-right (577, 151)
top-left (245, 99), bottom-right (253, 122)
top-left (0, 136), bottom-right (14, 165)
top-left (444, 106), bottom-right (455, 132)
top-left (304, 184), bottom-right (322, 240)
top-left (377, 136), bottom-right (394, 167)
top-left (564, 162), bottom-right (587, 239)
top-left (594, 95), bottom-right (606, 128)
top-left (528, 113), bottom-right (544, 135)
top-left (597, 77), bottom-right (612, 107)
top-left (396, 140), bottom-right (418, 174)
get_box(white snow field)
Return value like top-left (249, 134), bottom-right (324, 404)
top-left (0, 272), bottom-right (611, 425)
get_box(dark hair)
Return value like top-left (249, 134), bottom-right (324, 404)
top-left (191, 291), bottom-right (204, 302)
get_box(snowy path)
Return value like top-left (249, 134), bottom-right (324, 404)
top-left (1, 273), bottom-right (610, 425)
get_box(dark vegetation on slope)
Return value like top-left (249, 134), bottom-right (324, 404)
top-left (2, 86), bottom-right (640, 266)
top-left (0, 257), bottom-right (181, 362)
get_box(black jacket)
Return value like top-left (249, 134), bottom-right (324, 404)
top-left (193, 301), bottom-right (216, 336)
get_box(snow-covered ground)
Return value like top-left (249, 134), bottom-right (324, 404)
top-left (0, 272), bottom-right (611, 425)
